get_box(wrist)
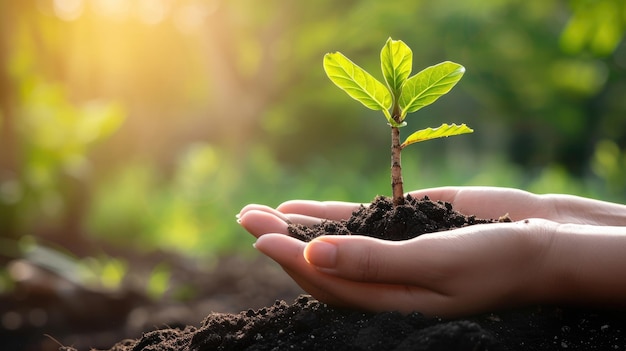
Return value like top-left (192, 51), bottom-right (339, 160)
top-left (518, 219), bottom-right (563, 305)
top-left (542, 223), bottom-right (626, 307)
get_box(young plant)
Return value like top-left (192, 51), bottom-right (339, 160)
top-left (323, 38), bottom-right (473, 206)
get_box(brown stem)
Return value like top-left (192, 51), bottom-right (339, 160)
top-left (391, 125), bottom-right (404, 206)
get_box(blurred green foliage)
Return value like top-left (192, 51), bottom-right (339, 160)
top-left (1, 0), bottom-right (625, 263)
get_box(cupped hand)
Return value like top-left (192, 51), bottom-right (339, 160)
top-left (238, 199), bottom-right (559, 317)
top-left (241, 186), bottom-right (626, 228)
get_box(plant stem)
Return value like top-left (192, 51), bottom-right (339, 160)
top-left (391, 125), bottom-right (404, 206)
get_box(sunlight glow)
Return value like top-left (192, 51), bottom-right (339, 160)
top-left (91, 0), bottom-right (132, 21)
top-left (53, 0), bottom-right (84, 21)
top-left (45, 0), bottom-right (218, 35)
top-left (174, 3), bottom-right (217, 34)
top-left (137, 0), bottom-right (170, 25)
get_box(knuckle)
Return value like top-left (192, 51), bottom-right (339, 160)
top-left (354, 246), bottom-right (382, 281)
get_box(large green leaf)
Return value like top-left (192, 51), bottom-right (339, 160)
top-left (399, 61), bottom-right (465, 120)
top-left (401, 123), bottom-right (473, 148)
top-left (380, 38), bottom-right (412, 99)
top-left (324, 52), bottom-right (392, 112)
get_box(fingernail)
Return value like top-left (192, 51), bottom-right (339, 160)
top-left (304, 240), bottom-right (337, 268)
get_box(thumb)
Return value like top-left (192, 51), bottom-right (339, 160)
top-left (303, 235), bottom-right (438, 285)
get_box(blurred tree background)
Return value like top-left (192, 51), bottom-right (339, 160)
top-left (1, 0), bottom-right (626, 286)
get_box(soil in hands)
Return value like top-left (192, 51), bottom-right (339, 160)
top-left (79, 195), bottom-right (626, 351)
top-left (287, 194), bottom-right (510, 242)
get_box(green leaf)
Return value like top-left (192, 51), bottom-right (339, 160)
top-left (399, 61), bottom-right (465, 120)
top-left (401, 123), bottom-right (473, 148)
top-left (380, 38), bottom-right (412, 99)
top-left (324, 52), bottom-right (392, 112)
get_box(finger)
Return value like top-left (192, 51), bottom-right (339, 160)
top-left (409, 186), bottom-right (537, 220)
top-left (235, 204), bottom-right (322, 227)
top-left (239, 210), bottom-right (290, 238)
top-left (408, 186), bottom-right (489, 219)
top-left (302, 235), bottom-right (447, 289)
top-left (408, 186), bottom-right (464, 203)
top-left (238, 204), bottom-right (291, 223)
top-left (277, 200), bottom-right (362, 221)
top-left (283, 213), bottom-right (324, 227)
top-left (408, 186), bottom-right (495, 218)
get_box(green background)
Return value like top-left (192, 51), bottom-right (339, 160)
top-left (1, 0), bottom-right (625, 290)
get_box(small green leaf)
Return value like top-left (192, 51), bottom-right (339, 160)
top-left (324, 52), bottom-right (392, 112)
top-left (399, 62), bottom-right (465, 120)
top-left (381, 38), bottom-right (412, 99)
top-left (401, 123), bottom-right (473, 148)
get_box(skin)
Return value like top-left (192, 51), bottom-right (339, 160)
top-left (238, 186), bottom-right (626, 318)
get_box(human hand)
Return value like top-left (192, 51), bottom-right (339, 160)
top-left (405, 186), bottom-right (626, 226)
top-left (238, 198), bottom-right (559, 317)
top-left (243, 186), bottom-right (625, 229)
top-left (239, 186), bottom-right (626, 316)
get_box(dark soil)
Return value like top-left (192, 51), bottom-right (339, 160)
top-left (287, 194), bottom-right (511, 241)
top-left (63, 195), bottom-right (626, 351)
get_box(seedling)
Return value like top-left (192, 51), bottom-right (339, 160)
top-left (323, 38), bottom-right (473, 206)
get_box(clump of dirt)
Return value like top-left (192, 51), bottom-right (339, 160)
top-left (287, 194), bottom-right (510, 242)
top-left (69, 195), bottom-right (626, 351)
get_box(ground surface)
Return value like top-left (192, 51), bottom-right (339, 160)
top-left (78, 293), bottom-right (626, 351)
top-left (6, 195), bottom-right (626, 350)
